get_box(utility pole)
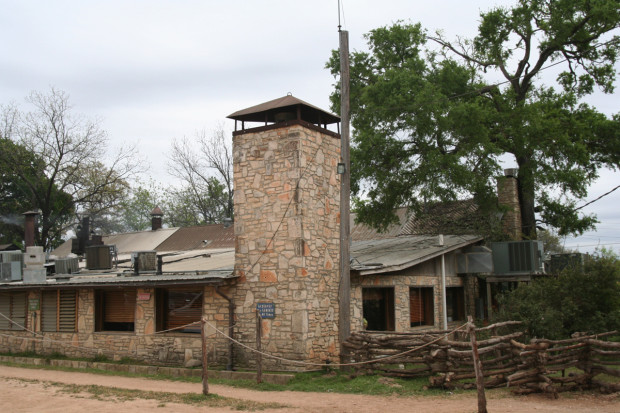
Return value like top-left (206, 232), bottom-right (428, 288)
top-left (338, 26), bottom-right (351, 362)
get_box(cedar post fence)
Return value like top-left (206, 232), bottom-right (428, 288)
top-left (343, 322), bottom-right (620, 395)
top-left (467, 316), bottom-right (487, 413)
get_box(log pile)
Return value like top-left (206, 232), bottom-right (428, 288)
top-left (343, 323), bottom-right (620, 394)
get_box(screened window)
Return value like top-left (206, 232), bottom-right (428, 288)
top-left (41, 290), bottom-right (77, 332)
top-left (95, 289), bottom-right (136, 332)
top-left (410, 287), bottom-right (434, 327)
top-left (0, 292), bottom-right (27, 330)
top-left (156, 288), bottom-right (203, 333)
top-left (362, 287), bottom-right (395, 331)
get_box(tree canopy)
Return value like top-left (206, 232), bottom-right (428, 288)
top-left (167, 125), bottom-right (234, 225)
top-left (0, 88), bottom-right (140, 249)
top-left (327, 0), bottom-right (620, 238)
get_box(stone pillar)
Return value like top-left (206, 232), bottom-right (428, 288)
top-left (233, 124), bottom-right (341, 366)
top-left (497, 169), bottom-right (522, 240)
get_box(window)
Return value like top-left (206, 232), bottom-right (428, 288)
top-left (0, 292), bottom-right (27, 330)
top-left (156, 288), bottom-right (203, 333)
top-left (41, 290), bottom-right (77, 332)
top-left (446, 287), bottom-right (465, 322)
top-left (95, 289), bottom-right (136, 332)
top-left (410, 287), bottom-right (434, 327)
top-left (362, 287), bottom-right (395, 331)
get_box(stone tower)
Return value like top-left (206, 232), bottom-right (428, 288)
top-left (228, 95), bottom-right (342, 367)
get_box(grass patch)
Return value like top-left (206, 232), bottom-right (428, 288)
top-left (209, 370), bottom-right (453, 397)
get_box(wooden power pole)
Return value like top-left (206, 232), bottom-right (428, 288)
top-left (338, 28), bottom-right (351, 362)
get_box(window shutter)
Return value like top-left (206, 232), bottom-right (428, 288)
top-left (165, 290), bottom-right (202, 332)
top-left (0, 293), bottom-right (10, 329)
top-left (10, 292), bottom-right (27, 331)
top-left (41, 291), bottom-right (58, 332)
top-left (59, 290), bottom-right (77, 332)
top-left (104, 290), bottom-right (136, 323)
top-left (410, 289), bottom-right (424, 324)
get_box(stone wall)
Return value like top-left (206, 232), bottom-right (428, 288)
top-left (0, 286), bottom-right (232, 367)
top-left (350, 252), bottom-right (467, 332)
top-left (232, 124), bottom-right (341, 369)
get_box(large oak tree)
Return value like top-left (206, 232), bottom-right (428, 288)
top-left (327, 0), bottom-right (619, 238)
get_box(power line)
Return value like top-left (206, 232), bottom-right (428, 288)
top-left (574, 184), bottom-right (620, 211)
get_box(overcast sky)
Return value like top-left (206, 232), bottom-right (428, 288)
top-left (1, 0), bottom-right (618, 253)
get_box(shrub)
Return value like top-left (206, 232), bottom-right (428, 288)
top-left (496, 248), bottom-right (620, 339)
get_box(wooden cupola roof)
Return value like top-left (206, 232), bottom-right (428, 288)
top-left (227, 94), bottom-right (340, 137)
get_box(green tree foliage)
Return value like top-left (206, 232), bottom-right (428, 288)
top-left (114, 180), bottom-right (164, 233)
top-left (496, 249), bottom-right (620, 339)
top-left (163, 178), bottom-right (229, 227)
top-left (0, 88), bottom-right (140, 249)
top-left (327, 0), bottom-right (620, 238)
top-left (0, 138), bottom-right (73, 247)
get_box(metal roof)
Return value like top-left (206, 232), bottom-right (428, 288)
top-left (350, 235), bottom-right (483, 275)
top-left (112, 248), bottom-right (235, 272)
top-left (227, 95), bottom-right (340, 125)
top-left (104, 227), bottom-right (179, 254)
top-left (0, 271), bottom-right (235, 290)
top-left (155, 224), bottom-right (234, 252)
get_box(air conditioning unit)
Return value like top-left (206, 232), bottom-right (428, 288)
top-left (131, 251), bottom-right (157, 272)
top-left (457, 246), bottom-right (493, 274)
top-left (491, 240), bottom-right (544, 276)
top-left (549, 253), bottom-right (585, 274)
top-left (0, 251), bottom-right (23, 281)
top-left (54, 257), bottom-right (80, 274)
top-left (86, 245), bottom-right (113, 270)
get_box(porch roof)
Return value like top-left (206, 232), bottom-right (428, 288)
top-left (350, 234), bottom-right (483, 275)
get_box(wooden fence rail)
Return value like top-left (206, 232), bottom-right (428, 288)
top-left (343, 322), bottom-right (620, 395)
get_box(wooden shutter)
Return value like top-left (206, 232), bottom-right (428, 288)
top-left (11, 292), bottom-right (27, 331)
top-left (58, 290), bottom-right (77, 332)
top-left (165, 290), bottom-right (202, 332)
top-left (41, 291), bottom-right (58, 332)
top-left (104, 289), bottom-right (136, 323)
top-left (410, 289), bottom-right (424, 324)
top-left (410, 288), bottom-right (434, 326)
top-left (0, 293), bottom-right (10, 329)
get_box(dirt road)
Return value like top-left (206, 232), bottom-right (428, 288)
top-left (0, 365), bottom-right (618, 412)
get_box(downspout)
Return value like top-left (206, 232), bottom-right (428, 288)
top-left (215, 286), bottom-right (235, 371)
top-left (439, 235), bottom-right (448, 331)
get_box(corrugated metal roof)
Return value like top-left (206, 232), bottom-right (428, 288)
top-left (0, 271), bottom-right (234, 290)
top-left (350, 234), bottom-right (483, 275)
top-left (401, 199), bottom-right (488, 235)
top-left (350, 208), bottom-right (409, 241)
top-left (155, 224), bottom-right (234, 252)
top-left (104, 227), bottom-right (179, 254)
top-left (112, 248), bottom-right (235, 273)
top-left (227, 95), bottom-right (340, 125)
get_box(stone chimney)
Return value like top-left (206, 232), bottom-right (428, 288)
top-left (151, 206), bottom-right (163, 231)
top-left (497, 168), bottom-right (522, 240)
top-left (22, 210), bottom-right (39, 248)
top-left (228, 95), bottom-right (341, 366)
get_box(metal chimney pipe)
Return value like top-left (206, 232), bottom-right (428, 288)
top-left (23, 210), bottom-right (39, 248)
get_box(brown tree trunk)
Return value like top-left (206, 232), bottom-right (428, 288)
top-left (516, 155), bottom-right (537, 239)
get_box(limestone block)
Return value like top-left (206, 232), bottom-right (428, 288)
top-left (292, 310), bottom-right (308, 334)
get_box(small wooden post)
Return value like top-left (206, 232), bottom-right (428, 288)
top-left (468, 315), bottom-right (487, 413)
top-left (256, 312), bottom-right (263, 384)
top-left (201, 318), bottom-right (209, 395)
